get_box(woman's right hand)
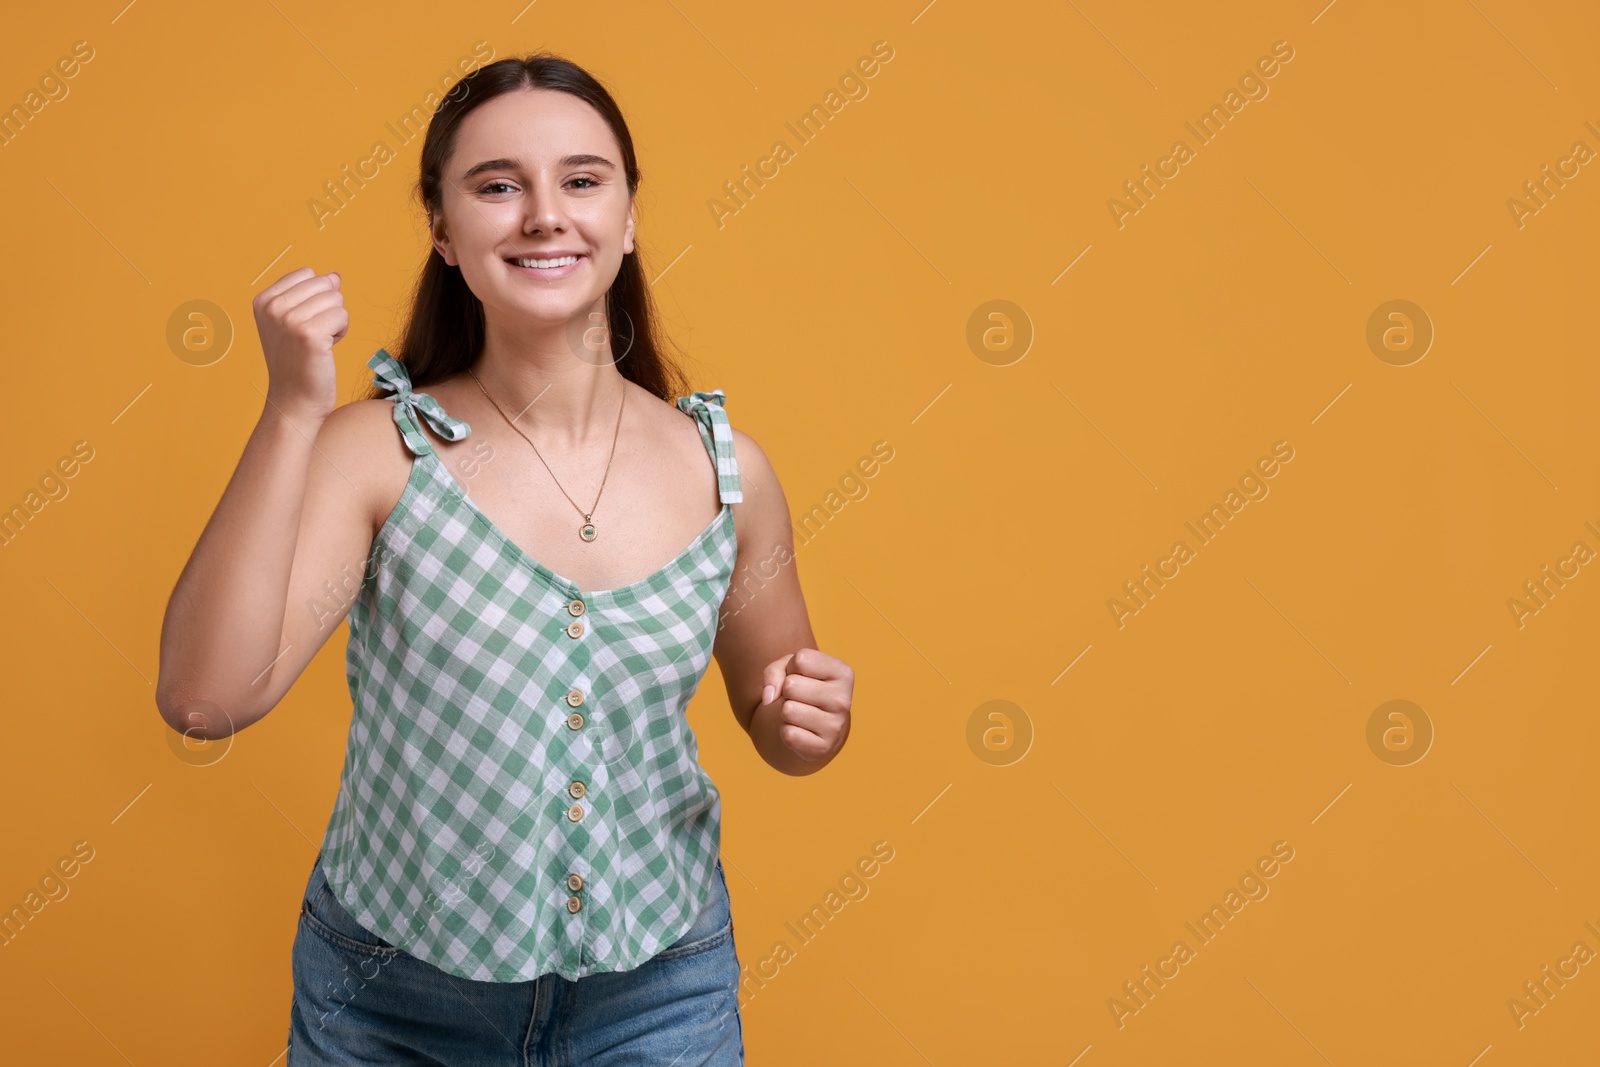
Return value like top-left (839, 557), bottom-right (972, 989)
top-left (253, 267), bottom-right (348, 423)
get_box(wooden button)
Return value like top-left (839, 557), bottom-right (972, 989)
top-left (566, 689), bottom-right (584, 707)
top-left (567, 804), bottom-right (584, 822)
top-left (566, 620), bottom-right (584, 638)
top-left (567, 599), bottom-right (586, 617)
top-left (566, 895), bottom-right (582, 913)
top-left (566, 873), bottom-right (584, 892)
top-left (566, 712), bottom-right (585, 730)
top-left (568, 781), bottom-right (586, 799)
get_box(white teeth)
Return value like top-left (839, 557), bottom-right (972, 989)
top-left (511, 255), bottom-right (579, 269)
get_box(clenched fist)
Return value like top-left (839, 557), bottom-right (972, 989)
top-left (760, 647), bottom-right (853, 763)
top-left (252, 267), bottom-right (348, 424)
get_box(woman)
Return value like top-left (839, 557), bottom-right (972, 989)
top-left (156, 52), bottom-right (854, 1064)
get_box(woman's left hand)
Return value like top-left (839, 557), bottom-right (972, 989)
top-left (760, 648), bottom-right (853, 762)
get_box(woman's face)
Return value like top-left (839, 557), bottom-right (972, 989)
top-left (429, 88), bottom-right (635, 338)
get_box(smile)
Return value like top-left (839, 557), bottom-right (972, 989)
top-left (509, 255), bottom-right (580, 268)
top-left (504, 253), bottom-right (584, 280)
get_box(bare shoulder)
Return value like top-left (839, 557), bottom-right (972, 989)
top-left (726, 425), bottom-right (791, 548)
top-left (313, 396), bottom-right (410, 466)
top-left (310, 397), bottom-right (415, 537)
top-left (728, 426), bottom-right (778, 492)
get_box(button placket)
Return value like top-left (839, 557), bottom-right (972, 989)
top-left (561, 598), bottom-right (588, 734)
top-left (561, 595), bottom-right (590, 917)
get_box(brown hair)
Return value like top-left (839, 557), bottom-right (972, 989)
top-left (372, 52), bottom-right (688, 401)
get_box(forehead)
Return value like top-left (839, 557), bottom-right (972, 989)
top-left (448, 88), bottom-right (620, 172)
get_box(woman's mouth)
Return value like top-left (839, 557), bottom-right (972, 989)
top-left (505, 254), bottom-right (584, 279)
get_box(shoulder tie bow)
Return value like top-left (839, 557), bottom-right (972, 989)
top-left (368, 348), bottom-right (472, 455)
top-left (676, 389), bottom-right (744, 504)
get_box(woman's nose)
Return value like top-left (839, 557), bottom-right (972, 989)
top-left (521, 181), bottom-right (568, 234)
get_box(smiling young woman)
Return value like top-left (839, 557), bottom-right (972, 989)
top-left (154, 52), bottom-right (855, 1064)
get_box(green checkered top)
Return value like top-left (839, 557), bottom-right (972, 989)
top-left (316, 347), bottom-right (742, 982)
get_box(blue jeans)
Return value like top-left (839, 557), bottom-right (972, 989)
top-left (288, 850), bottom-right (744, 1066)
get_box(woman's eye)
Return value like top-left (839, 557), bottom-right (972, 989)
top-left (478, 178), bottom-right (597, 193)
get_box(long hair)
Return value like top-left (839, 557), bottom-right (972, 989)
top-left (371, 53), bottom-right (688, 401)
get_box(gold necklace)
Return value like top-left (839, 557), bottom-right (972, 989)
top-left (467, 366), bottom-right (626, 543)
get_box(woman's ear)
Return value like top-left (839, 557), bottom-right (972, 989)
top-left (623, 198), bottom-right (636, 256)
top-left (428, 210), bottom-right (458, 266)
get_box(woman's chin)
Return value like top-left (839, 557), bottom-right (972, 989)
top-left (489, 295), bottom-right (597, 328)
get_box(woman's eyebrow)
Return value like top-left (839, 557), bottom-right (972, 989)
top-left (459, 154), bottom-right (617, 181)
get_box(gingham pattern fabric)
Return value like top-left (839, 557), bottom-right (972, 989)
top-left (316, 348), bottom-right (741, 983)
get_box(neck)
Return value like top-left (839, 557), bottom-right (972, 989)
top-left (471, 308), bottom-right (626, 449)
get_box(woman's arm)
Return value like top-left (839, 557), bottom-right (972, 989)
top-left (154, 268), bottom-right (380, 740)
top-left (712, 429), bottom-right (853, 776)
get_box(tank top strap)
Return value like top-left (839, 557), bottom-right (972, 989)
top-left (675, 389), bottom-right (744, 504)
top-left (367, 348), bottom-right (472, 457)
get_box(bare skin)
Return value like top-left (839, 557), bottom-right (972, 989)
top-left (155, 88), bottom-right (852, 775)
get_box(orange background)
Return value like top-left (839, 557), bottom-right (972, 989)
top-left (3, 1), bottom-right (1598, 1063)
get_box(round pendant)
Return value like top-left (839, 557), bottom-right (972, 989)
top-left (580, 522), bottom-right (597, 542)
